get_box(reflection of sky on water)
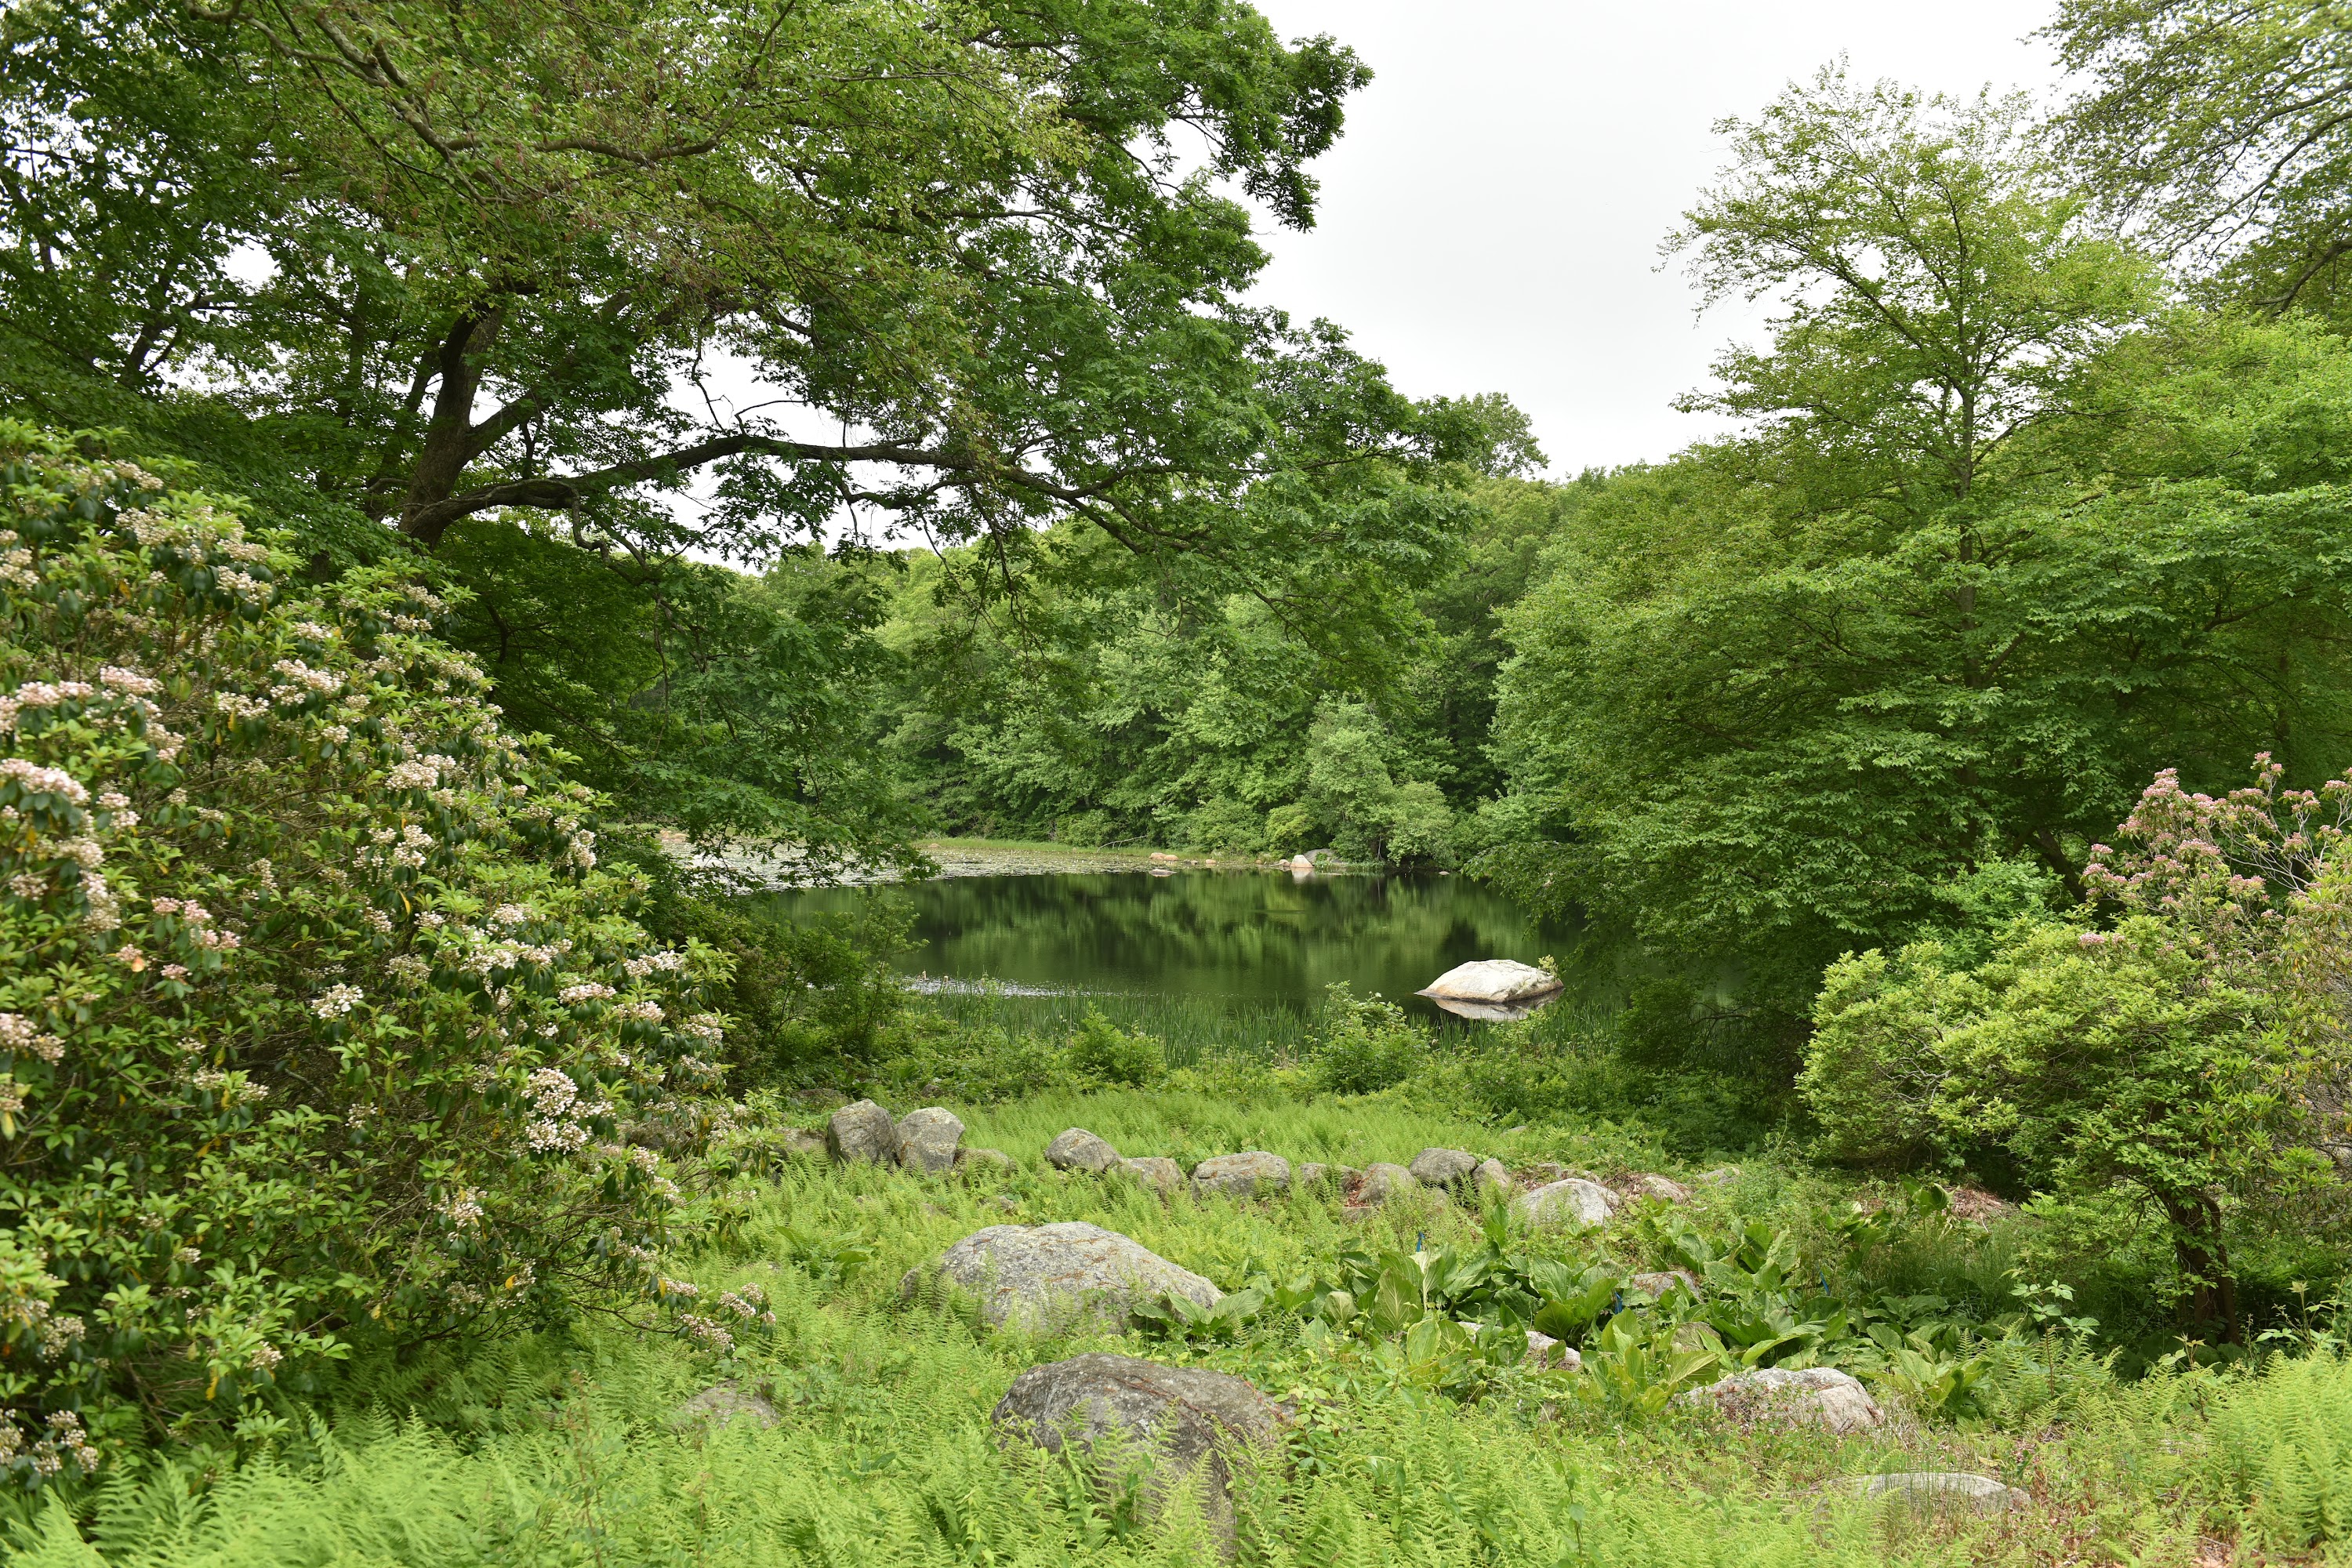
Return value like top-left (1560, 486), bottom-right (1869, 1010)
top-left (760, 869), bottom-right (1600, 1021)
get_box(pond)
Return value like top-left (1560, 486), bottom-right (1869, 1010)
top-left (762, 864), bottom-right (1588, 1027)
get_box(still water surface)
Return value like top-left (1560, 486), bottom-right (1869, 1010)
top-left (768, 869), bottom-right (1580, 1020)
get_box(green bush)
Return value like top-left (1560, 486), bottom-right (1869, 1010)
top-left (0, 426), bottom-right (726, 1463)
top-left (1308, 984), bottom-right (1425, 1094)
top-left (1065, 1006), bottom-right (1165, 1087)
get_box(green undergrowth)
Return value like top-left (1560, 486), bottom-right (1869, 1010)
top-left (9, 1091), bottom-right (2350, 1565)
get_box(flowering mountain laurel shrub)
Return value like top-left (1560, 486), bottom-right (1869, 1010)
top-left (0, 424), bottom-right (733, 1471)
top-left (1806, 753), bottom-right (2352, 1337)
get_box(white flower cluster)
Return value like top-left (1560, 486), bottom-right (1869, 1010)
top-left (438, 1188), bottom-right (485, 1228)
top-left (362, 822), bottom-right (434, 870)
top-left (0, 757), bottom-right (88, 804)
top-left (522, 1066), bottom-right (609, 1152)
top-left (616, 1000), bottom-right (664, 1024)
top-left (190, 1069), bottom-right (270, 1106)
top-left (0, 1410), bottom-right (100, 1480)
top-left (622, 950), bottom-right (685, 979)
top-left (677, 1013), bottom-right (725, 1044)
top-left (383, 753), bottom-right (458, 790)
top-left (267, 658), bottom-right (342, 707)
top-left (213, 691), bottom-right (270, 722)
top-left (717, 1283), bottom-right (776, 1327)
top-left (558, 982), bottom-right (615, 1004)
top-left (310, 983), bottom-right (364, 1019)
top-left (0, 1014), bottom-right (64, 1064)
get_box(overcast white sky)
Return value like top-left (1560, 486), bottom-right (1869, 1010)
top-left (1241, 0), bottom-right (2067, 476)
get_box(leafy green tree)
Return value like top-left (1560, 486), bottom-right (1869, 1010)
top-left (2053, 0), bottom-right (2352, 321)
top-left (1483, 74), bottom-right (2352, 1018)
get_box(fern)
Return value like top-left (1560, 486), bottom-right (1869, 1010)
top-left (2207, 1352), bottom-right (2352, 1549)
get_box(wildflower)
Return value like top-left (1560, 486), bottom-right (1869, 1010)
top-left (0, 1015), bottom-right (63, 1063)
top-left (310, 983), bottom-right (364, 1018)
top-left (559, 982), bottom-right (615, 1004)
top-left (0, 758), bottom-right (89, 804)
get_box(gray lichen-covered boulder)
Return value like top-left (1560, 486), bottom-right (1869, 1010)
top-left (671, 1381), bottom-right (779, 1432)
top-left (1296, 1163), bottom-right (1353, 1193)
top-left (902, 1221), bottom-right (1220, 1331)
top-left (1693, 1165), bottom-right (1741, 1188)
top-left (1682, 1367), bottom-right (1883, 1434)
top-left (1473, 1158), bottom-right (1514, 1196)
top-left (1353, 1162), bottom-right (1418, 1206)
top-left (1408, 1148), bottom-right (1479, 1188)
top-left (1116, 1156), bottom-right (1185, 1196)
top-left (894, 1107), bottom-right (964, 1174)
top-left (992, 1352), bottom-right (1283, 1557)
top-left (780, 1127), bottom-right (827, 1160)
top-left (1045, 1127), bottom-right (1120, 1173)
top-left (1844, 1472), bottom-right (2029, 1514)
top-left (1514, 1178), bottom-right (1617, 1228)
top-left (1623, 1173), bottom-right (1692, 1204)
top-left (1192, 1152), bottom-right (1290, 1199)
top-left (956, 1145), bottom-right (1015, 1178)
top-left (826, 1100), bottom-right (896, 1165)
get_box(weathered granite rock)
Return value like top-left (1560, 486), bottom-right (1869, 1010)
top-left (1354, 1162), bottom-right (1418, 1206)
top-left (894, 1107), bottom-right (964, 1174)
top-left (1473, 1158), bottom-right (1515, 1196)
top-left (1844, 1472), bottom-right (2030, 1514)
top-left (956, 1146), bottom-right (1016, 1177)
top-left (1045, 1127), bottom-right (1120, 1174)
top-left (1624, 1173), bottom-right (1692, 1204)
top-left (1629, 1269), bottom-right (1702, 1300)
top-left (902, 1221), bottom-right (1220, 1331)
top-left (1693, 1165), bottom-right (1741, 1187)
top-left (671, 1381), bottom-right (779, 1431)
top-left (826, 1100), bottom-right (896, 1165)
top-left (1409, 1148), bottom-right (1479, 1188)
top-left (1192, 1151), bottom-right (1290, 1199)
top-left (1682, 1367), bottom-right (1883, 1434)
top-left (1116, 1156), bottom-right (1185, 1196)
top-left (781, 1127), bottom-right (827, 1160)
top-left (993, 1352), bottom-right (1282, 1557)
top-left (1295, 1162), bottom-right (1328, 1190)
top-left (1415, 959), bottom-right (1563, 1006)
top-left (1514, 1178), bottom-right (1617, 1228)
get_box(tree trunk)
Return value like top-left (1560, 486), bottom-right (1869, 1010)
top-left (400, 307), bottom-right (506, 547)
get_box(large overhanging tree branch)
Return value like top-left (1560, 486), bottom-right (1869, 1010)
top-left (44, 0), bottom-right (1432, 604)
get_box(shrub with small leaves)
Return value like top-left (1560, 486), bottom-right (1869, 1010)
top-left (0, 424), bottom-right (732, 1465)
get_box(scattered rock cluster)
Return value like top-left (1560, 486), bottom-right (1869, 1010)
top-left (804, 1102), bottom-right (1723, 1232)
top-left (816, 1098), bottom-right (1015, 1177)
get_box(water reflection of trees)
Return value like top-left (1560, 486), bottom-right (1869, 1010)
top-left (761, 873), bottom-right (1580, 1007)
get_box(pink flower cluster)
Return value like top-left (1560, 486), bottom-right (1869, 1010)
top-left (2083, 753), bottom-right (2351, 951)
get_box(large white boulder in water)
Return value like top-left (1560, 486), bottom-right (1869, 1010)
top-left (1418, 959), bottom-right (1563, 1004)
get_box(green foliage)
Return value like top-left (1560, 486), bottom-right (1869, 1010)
top-left (1482, 75), bottom-right (2352, 1029)
top-left (1065, 1008), bottom-right (1165, 1089)
top-left (1305, 985), bottom-right (1425, 1094)
top-left (2054, 0), bottom-right (2352, 323)
top-left (2205, 1352), bottom-right (2352, 1549)
top-left (0, 425), bottom-right (752, 1455)
top-left (1809, 911), bottom-right (2324, 1335)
